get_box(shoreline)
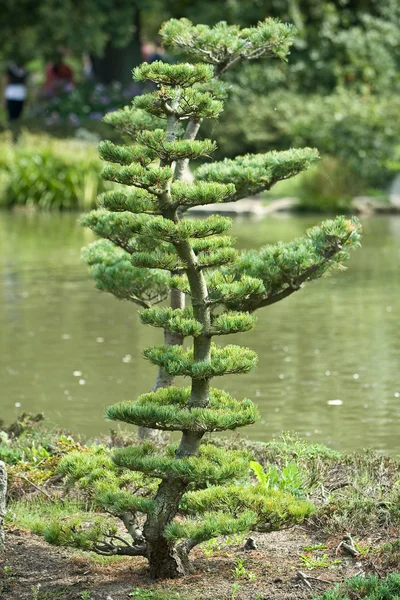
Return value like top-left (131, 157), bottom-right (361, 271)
top-left (189, 196), bottom-right (400, 218)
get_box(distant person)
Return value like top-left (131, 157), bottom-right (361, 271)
top-left (44, 56), bottom-right (74, 96)
top-left (4, 63), bottom-right (28, 122)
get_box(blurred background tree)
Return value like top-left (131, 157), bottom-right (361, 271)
top-left (0, 0), bottom-right (165, 83)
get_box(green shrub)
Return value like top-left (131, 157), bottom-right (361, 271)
top-left (318, 573), bottom-right (400, 599)
top-left (210, 88), bottom-right (400, 190)
top-left (379, 539), bottom-right (400, 570)
top-left (263, 433), bottom-right (343, 462)
top-left (0, 132), bottom-right (106, 210)
top-left (295, 157), bottom-right (359, 213)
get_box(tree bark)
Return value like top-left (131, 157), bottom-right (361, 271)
top-left (143, 222), bottom-right (211, 577)
top-left (143, 479), bottom-right (190, 578)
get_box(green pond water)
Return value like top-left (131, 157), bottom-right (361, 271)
top-left (1, 212), bottom-right (399, 454)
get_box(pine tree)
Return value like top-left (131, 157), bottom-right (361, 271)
top-left (79, 19), bottom-right (361, 578)
top-left (82, 17), bottom-right (307, 441)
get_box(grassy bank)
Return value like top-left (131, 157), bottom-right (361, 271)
top-left (0, 132), bottom-right (106, 210)
top-left (1, 415), bottom-right (400, 599)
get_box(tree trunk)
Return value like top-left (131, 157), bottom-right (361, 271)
top-left (137, 288), bottom-right (184, 441)
top-left (143, 479), bottom-right (190, 578)
top-left (147, 538), bottom-right (190, 579)
top-left (91, 9), bottom-right (142, 85)
top-left (138, 119), bottom-right (201, 441)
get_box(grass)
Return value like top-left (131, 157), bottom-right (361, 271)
top-left (129, 589), bottom-right (184, 599)
top-left (6, 498), bottom-right (116, 551)
top-left (226, 433), bottom-right (400, 535)
top-left (379, 539), bottom-right (400, 569)
top-left (317, 573), bottom-right (400, 599)
top-left (0, 131), bottom-right (106, 210)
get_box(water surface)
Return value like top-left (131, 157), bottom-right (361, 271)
top-left (1, 212), bottom-right (399, 454)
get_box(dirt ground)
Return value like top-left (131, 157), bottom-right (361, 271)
top-left (1, 526), bottom-right (392, 600)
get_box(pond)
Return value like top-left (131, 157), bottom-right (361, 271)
top-left (1, 212), bottom-right (400, 454)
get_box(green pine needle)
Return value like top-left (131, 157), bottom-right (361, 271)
top-left (103, 107), bottom-right (165, 139)
top-left (160, 18), bottom-right (296, 69)
top-left (196, 148), bottom-right (319, 199)
top-left (133, 61), bottom-right (214, 87)
top-left (112, 442), bottom-right (252, 484)
top-left (133, 88), bottom-right (224, 120)
top-left (181, 484), bottom-right (314, 528)
top-left (140, 306), bottom-right (202, 337)
top-left (143, 343), bottom-right (257, 378)
top-left (106, 386), bottom-right (259, 432)
top-left (165, 510), bottom-right (258, 544)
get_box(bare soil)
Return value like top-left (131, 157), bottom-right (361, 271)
top-left (1, 526), bottom-right (394, 600)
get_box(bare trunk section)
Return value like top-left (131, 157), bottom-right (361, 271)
top-left (143, 479), bottom-right (189, 578)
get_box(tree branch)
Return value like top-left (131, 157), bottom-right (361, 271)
top-left (94, 534), bottom-right (147, 557)
top-left (251, 244), bottom-right (346, 311)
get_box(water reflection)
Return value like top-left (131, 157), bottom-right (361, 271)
top-left (0, 212), bottom-right (399, 454)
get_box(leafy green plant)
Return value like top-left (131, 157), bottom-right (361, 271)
top-left (250, 459), bottom-right (307, 498)
top-left (232, 558), bottom-right (256, 582)
top-left (231, 583), bottom-right (240, 600)
top-left (232, 558), bottom-right (247, 579)
top-left (300, 553), bottom-right (341, 570)
top-left (303, 544), bottom-right (327, 551)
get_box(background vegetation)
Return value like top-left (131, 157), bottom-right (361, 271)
top-left (1, 0), bottom-right (399, 211)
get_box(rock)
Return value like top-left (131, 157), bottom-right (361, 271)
top-left (243, 536), bottom-right (257, 551)
top-left (0, 461), bottom-right (7, 552)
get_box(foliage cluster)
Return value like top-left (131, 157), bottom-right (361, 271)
top-left (7, 499), bottom-right (117, 551)
top-left (209, 88), bottom-right (400, 196)
top-left (2, 417), bottom-right (314, 554)
top-left (2, 0), bottom-right (399, 202)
